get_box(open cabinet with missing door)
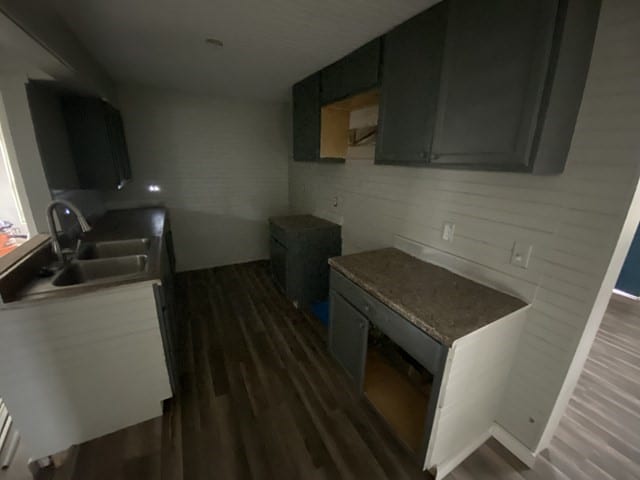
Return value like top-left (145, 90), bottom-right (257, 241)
top-left (364, 323), bottom-right (434, 456)
top-left (320, 89), bottom-right (379, 161)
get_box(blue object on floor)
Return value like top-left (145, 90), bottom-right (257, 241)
top-left (311, 300), bottom-right (329, 326)
top-left (616, 223), bottom-right (640, 296)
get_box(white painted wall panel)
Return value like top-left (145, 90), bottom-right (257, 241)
top-left (290, 0), bottom-right (640, 450)
top-left (425, 307), bottom-right (529, 478)
top-left (104, 84), bottom-right (291, 271)
top-left (0, 282), bottom-right (171, 459)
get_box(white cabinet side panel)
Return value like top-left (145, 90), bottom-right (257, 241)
top-left (0, 283), bottom-right (171, 459)
top-left (425, 307), bottom-right (529, 477)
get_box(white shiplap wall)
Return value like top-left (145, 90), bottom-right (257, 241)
top-left (104, 84), bottom-right (291, 272)
top-left (290, 0), bottom-right (640, 450)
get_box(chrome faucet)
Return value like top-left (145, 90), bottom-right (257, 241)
top-left (46, 199), bottom-right (92, 266)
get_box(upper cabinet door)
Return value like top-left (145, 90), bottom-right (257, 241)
top-left (104, 104), bottom-right (132, 185)
top-left (321, 38), bottom-right (382, 104)
top-left (431, 0), bottom-right (559, 170)
top-left (62, 96), bottom-right (131, 190)
top-left (375, 3), bottom-right (449, 166)
top-left (292, 73), bottom-right (321, 162)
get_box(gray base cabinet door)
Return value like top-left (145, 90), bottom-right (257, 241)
top-left (328, 291), bottom-right (368, 389)
top-left (269, 236), bottom-right (287, 292)
top-left (431, 0), bottom-right (559, 170)
top-left (292, 73), bottom-right (321, 162)
top-left (375, 2), bottom-right (448, 166)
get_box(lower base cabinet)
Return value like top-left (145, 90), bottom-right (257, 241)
top-left (328, 270), bottom-right (446, 463)
top-left (269, 215), bottom-right (341, 307)
top-left (328, 269), bottom-right (529, 479)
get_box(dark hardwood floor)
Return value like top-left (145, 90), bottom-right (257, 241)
top-left (8, 262), bottom-right (637, 480)
top-left (71, 261), bottom-right (430, 480)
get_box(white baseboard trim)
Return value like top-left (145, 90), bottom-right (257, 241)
top-left (491, 424), bottom-right (537, 468)
top-left (612, 289), bottom-right (639, 300)
top-left (433, 431), bottom-right (493, 480)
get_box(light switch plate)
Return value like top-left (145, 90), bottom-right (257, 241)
top-left (442, 222), bottom-right (455, 242)
top-left (511, 242), bottom-right (533, 269)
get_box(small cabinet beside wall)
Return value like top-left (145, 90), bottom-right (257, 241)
top-left (62, 96), bottom-right (132, 190)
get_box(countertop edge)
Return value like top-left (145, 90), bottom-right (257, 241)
top-left (329, 254), bottom-right (527, 347)
top-left (329, 260), bottom-right (453, 345)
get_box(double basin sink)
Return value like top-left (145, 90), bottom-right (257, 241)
top-left (51, 238), bottom-right (150, 288)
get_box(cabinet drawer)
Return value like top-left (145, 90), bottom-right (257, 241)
top-left (330, 269), bottom-right (446, 373)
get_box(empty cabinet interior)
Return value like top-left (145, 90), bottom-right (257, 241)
top-left (364, 324), bottom-right (432, 454)
top-left (320, 89), bottom-right (380, 161)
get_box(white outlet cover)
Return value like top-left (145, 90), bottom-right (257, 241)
top-left (442, 222), bottom-right (455, 242)
top-left (511, 242), bottom-right (533, 269)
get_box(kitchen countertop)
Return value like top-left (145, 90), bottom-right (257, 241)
top-left (269, 214), bottom-right (340, 232)
top-left (2, 207), bottom-right (168, 303)
top-left (329, 248), bottom-right (527, 346)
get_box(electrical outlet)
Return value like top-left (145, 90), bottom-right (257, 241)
top-left (442, 222), bottom-right (455, 242)
top-left (332, 195), bottom-right (341, 208)
top-left (511, 242), bottom-right (533, 269)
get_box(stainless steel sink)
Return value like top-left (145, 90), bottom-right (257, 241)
top-left (77, 238), bottom-right (150, 260)
top-left (52, 255), bottom-right (148, 287)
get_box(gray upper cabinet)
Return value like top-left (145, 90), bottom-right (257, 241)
top-left (292, 73), bottom-right (321, 162)
top-left (375, 2), bottom-right (449, 166)
top-left (291, 0), bottom-right (599, 173)
top-left (320, 38), bottom-right (382, 104)
top-left (431, 0), bottom-right (559, 171)
top-left (62, 96), bottom-right (132, 190)
top-left (528, 0), bottom-right (601, 174)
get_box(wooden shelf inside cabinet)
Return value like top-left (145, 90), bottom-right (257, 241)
top-left (320, 89), bottom-right (380, 161)
top-left (365, 347), bottom-right (431, 454)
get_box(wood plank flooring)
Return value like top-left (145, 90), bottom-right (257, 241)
top-left (8, 262), bottom-right (638, 480)
top-left (450, 293), bottom-right (640, 480)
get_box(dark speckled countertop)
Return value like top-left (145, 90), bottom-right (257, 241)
top-left (329, 248), bottom-right (527, 346)
top-left (269, 215), bottom-right (339, 232)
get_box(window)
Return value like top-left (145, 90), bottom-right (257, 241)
top-left (0, 121), bottom-right (29, 257)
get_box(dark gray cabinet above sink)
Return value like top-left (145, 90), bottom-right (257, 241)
top-left (62, 96), bottom-right (132, 190)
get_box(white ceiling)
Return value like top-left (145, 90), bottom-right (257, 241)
top-left (52, 0), bottom-right (438, 101)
